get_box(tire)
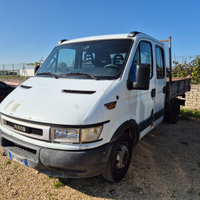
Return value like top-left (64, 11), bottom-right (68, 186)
top-left (168, 102), bottom-right (180, 124)
top-left (102, 133), bottom-right (132, 182)
top-left (163, 111), bottom-right (169, 123)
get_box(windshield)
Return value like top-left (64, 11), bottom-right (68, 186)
top-left (36, 39), bottom-right (133, 80)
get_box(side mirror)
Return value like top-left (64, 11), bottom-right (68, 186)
top-left (133, 63), bottom-right (150, 90)
top-left (34, 65), bottom-right (40, 75)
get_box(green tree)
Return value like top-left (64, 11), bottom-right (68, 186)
top-left (172, 55), bottom-right (200, 84)
top-left (190, 55), bottom-right (200, 84)
top-left (26, 57), bottom-right (43, 66)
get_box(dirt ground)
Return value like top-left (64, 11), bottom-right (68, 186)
top-left (0, 119), bottom-right (200, 200)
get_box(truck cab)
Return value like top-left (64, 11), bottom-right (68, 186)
top-left (0, 32), bottom-right (172, 182)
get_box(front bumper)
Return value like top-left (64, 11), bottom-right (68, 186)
top-left (0, 130), bottom-right (112, 178)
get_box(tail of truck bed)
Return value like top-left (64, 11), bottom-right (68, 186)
top-left (160, 37), bottom-right (191, 123)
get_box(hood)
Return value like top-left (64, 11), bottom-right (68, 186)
top-left (0, 77), bottom-right (114, 125)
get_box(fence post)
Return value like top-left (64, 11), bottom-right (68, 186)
top-left (3, 64), bottom-right (5, 76)
top-left (12, 63), bottom-right (14, 76)
top-left (21, 63), bottom-right (28, 77)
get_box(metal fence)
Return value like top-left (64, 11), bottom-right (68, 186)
top-left (173, 55), bottom-right (196, 65)
top-left (0, 63), bottom-right (35, 76)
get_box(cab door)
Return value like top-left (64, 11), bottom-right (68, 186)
top-left (154, 45), bottom-right (166, 124)
top-left (129, 39), bottom-right (156, 137)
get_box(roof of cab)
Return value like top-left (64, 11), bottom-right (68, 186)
top-left (57, 32), bottom-right (163, 46)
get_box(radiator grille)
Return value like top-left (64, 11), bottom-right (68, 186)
top-left (6, 121), bottom-right (43, 136)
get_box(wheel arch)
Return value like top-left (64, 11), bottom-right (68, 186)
top-left (110, 119), bottom-right (140, 148)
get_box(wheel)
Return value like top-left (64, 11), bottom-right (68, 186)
top-left (104, 64), bottom-right (120, 70)
top-left (102, 133), bottom-right (132, 182)
top-left (168, 102), bottom-right (180, 124)
top-left (163, 111), bottom-right (169, 123)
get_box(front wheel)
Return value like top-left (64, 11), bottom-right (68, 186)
top-left (102, 133), bottom-right (132, 182)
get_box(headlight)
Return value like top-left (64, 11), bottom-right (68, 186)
top-left (51, 128), bottom-right (79, 143)
top-left (51, 126), bottom-right (103, 143)
top-left (81, 126), bottom-right (102, 143)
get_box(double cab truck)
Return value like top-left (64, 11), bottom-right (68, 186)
top-left (0, 32), bottom-right (190, 182)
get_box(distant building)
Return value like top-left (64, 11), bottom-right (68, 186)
top-left (17, 69), bottom-right (34, 76)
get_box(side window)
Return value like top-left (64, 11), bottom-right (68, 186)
top-left (132, 41), bottom-right (153, 82)
top-left (156, 46), bottom-right (164, 79)
top-left (140, 42), bottom-right (153, 77)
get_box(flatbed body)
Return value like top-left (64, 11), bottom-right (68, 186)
top-left (166, 77), bottom-right (191, 103)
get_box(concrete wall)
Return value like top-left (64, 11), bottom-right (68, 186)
top-left (181, 84), bottom-right (200, 110)
top-left (16, 69), bottom-right (34, 76)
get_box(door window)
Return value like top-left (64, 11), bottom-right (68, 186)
top-left (132, 41), bottom-right (153, 81)
top-left (156, 46), bottom-right (165, 79)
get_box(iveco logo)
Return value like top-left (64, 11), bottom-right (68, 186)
top-left (14, 124), bottom-right (26, 132)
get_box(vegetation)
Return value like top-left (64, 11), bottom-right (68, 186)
top-left (26, 57), bottom-right (43, 66)
top-left (6, 160), bottom-right (11, 165)
top-left (54, 181), bottom-right (65, 189)
top-left (0, 76), bottom-right (27, 79)
top-left (180, 108), bottom-right (200, 120)
top-left (173, 55), bottom-right (200, 84)
top-left (0, 71), bottom-right (17, 76)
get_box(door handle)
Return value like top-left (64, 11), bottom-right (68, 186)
top-left (151, 88), bottom-right (156, 98)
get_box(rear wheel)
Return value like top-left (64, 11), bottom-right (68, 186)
top-left (102, 133), bottom-right (132, 182)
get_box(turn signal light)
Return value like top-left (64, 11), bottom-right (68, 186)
top-left (104, 101), bottom-right (117, 110)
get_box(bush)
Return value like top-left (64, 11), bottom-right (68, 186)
top-left (180, 109), bottom-right (200, 120)
top-left (173, 55), bottom-right (200, 84)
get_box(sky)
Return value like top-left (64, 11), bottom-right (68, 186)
top-left (0, 0), bottom-right (200, 65)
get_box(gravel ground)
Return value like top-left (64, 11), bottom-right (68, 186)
top-left (0, 119), bottom-right (200, 200)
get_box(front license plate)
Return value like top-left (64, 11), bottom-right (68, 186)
top-left (9, 152), bottom-right (28, 166)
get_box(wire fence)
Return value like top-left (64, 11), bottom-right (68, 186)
top-left (173, 55), bottom-right (197, 65)
top-left (0, 63), bottom-right (36, 76)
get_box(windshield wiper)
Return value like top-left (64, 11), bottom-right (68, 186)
top-left (60, 72), bottom-right (98, 80)
top-left (37, 72), bottom-right (58, 79)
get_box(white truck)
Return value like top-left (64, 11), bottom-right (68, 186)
top-left (0, 32), bottom-right (190, 182)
